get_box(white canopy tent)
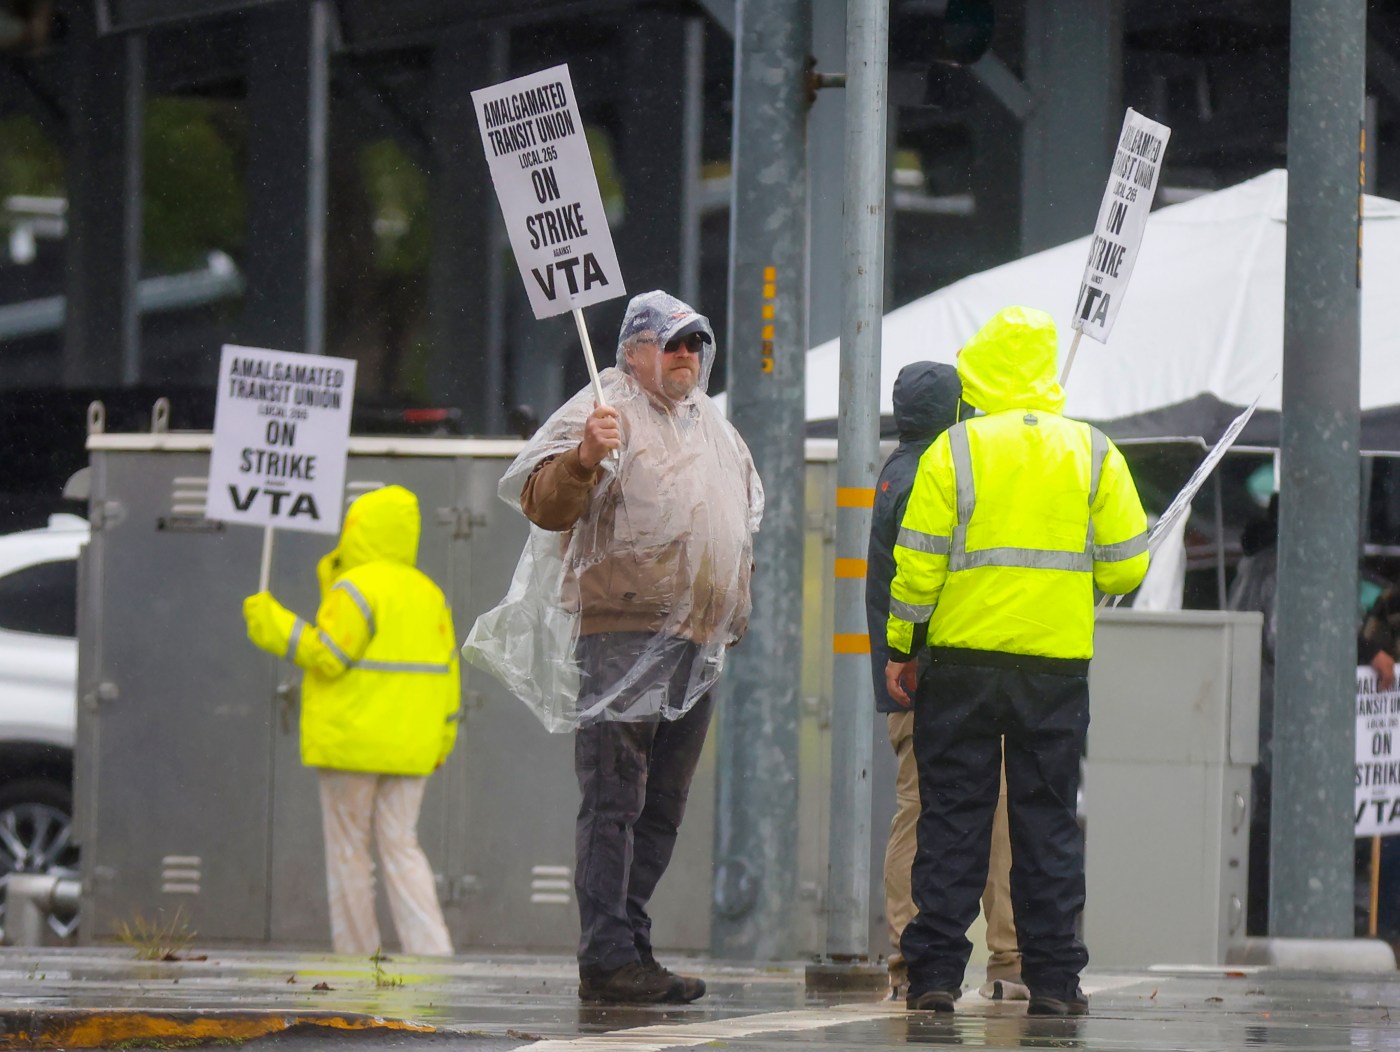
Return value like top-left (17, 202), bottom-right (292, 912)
top-left (800, 169), bottom-right (1400, 449)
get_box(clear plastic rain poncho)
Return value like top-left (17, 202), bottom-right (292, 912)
top-left (463, 291), bottom-right (764, 732)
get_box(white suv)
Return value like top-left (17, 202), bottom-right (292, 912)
top-left (0, 513), bottom-right (86, 939)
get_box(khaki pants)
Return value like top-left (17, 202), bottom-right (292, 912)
top-left (317, 770), bottom-right (453, 957)
top-left (884, 711), bottom-right (1020, 983)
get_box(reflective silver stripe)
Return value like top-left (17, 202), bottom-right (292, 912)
top-left (317, 630), bottom-right (353, 669)
top-left (333, 580), bottom-right (376, 638)
top-left (896, 526), bottom-right (950, 555)
top-left (1088, 427), bottom-right (1108, 508)
top-left (1085, 427), bottom-right (1108, 555)
top-left (356, 659), bottom-right (453, 675)
top-left (1094, 531), bottom-right (1149, 562)
top-left (948, 423), bottom-right (975, 525)
top-left (958, 547), bottom-right (1093, 572)
top-left (889, 598), bottom-right (934, 622)
top-left (947, 424), bottom-right (976, 571)
top-left (943, 419), bottom-right (1099, 575)
top-left (446, 709), bottom-right (462, 723)
top-left (286, 618), bottom-right (305, 660)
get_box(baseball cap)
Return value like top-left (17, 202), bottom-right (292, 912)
top-left (620, 292), bottom-right (714, 349)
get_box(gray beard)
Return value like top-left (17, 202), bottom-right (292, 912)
top-left (661, 372), bottom-right (698, 400)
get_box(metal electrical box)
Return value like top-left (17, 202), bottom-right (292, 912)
top-left (75, 432), bottom-right (869, 955)
top-left (1083, 607), bottom-right (1262, 967)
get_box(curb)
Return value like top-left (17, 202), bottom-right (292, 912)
top-left (0, 1008), bottom-right (439, 1050)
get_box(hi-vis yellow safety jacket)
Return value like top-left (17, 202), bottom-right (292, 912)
top-left (887, 306), bottom-right (1149, 666)
top-left (243, 485), bottom-right (460, 775)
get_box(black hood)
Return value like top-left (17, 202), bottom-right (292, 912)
top-left (893, 361), bottom-right (961, 443)
top-left (1240, 492), bottom-right (1279, 556)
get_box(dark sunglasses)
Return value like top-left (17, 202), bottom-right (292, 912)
top-left (663, 333), bottom-right (706, 354)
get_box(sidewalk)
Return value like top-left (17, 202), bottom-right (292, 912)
top-left (0, 946), bottom-right (1396, 1051)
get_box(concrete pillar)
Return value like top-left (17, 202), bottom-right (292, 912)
top-left (712, 0), bottom-right (809, 961)
top-left (1271, 0), bottom-right (1366, 939)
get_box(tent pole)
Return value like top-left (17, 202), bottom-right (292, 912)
top-left (1213, 468), bottom-right (1226, 607)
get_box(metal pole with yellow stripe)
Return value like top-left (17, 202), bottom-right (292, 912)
top-left (820, 0), bottom-right (887, 966)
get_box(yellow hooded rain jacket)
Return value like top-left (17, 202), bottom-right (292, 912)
top-left (887, 306), bottom-right (1149, 664)
top-left (243, 485), bottom-right (460, 774)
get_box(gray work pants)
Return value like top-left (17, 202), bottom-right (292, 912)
top-left (573, 632), bottom-right (714, 973)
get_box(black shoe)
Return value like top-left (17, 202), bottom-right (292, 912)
top-left (638, 947), bottom-right (706, 1003)
top-left (578, 960), bottom-right (683, 1004)
top-left (906, 988), bottom-right (959, 1012)
top-left (1027, 988), bottom-right (1089, 1016)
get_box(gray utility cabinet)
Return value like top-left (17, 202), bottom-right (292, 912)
top-left (75, 431), bottom-right (895, 955)
top-left (1083, 608), bottom-right (1261, 968)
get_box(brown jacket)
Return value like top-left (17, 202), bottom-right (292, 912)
top-left (520, 403), bottom-right (755, 644)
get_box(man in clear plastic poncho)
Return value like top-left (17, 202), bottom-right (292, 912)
top-left (465, 290), bottom-right (762, 1005)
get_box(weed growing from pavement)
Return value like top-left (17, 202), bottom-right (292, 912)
top-left (370, 947), bottom-right (403, 988)
top-left (115, 907), bottom-right (197, 961)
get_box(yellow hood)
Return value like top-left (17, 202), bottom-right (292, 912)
top-left (956, 305), bottom-right (1066, 416)
top-left (330, 485), bottom-right (421, 573)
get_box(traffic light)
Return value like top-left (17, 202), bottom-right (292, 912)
top-left (890, 0), bottom-right (995, 68)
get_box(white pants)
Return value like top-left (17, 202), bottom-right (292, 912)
top-left (317, 770), bottom-right (453, 956)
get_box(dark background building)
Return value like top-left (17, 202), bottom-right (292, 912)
top-left (2, 0), bottom-right (1398, 530)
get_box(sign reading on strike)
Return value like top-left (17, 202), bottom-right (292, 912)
top-left (206, 344), bottom-right (357, 536)
top-left (1356, 667), bottom-right (1400, 837)
top-left (472, 64), bottom-right (625, 320)
top-left (1073, 108), bottom-right (1172, 343)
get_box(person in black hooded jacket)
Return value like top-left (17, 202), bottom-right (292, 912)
top-left (865, 360), bottom-right (1025, 1001)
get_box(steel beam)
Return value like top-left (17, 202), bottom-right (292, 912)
top-left (1020, 0), bottom-right (1122, 253)
top-left (808, 0), bottom-right (845, 347)
top-left (239, 0), bottom-right (332, 356)
top-left (428, 27), bottom-right (507, 433)
top-left (63, 25), bottom-right (143, 385)
top-left (822, 0), bottom-right (887, 962)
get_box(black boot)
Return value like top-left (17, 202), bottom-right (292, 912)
top-left (578, 960), bottom-right (683, 1004)
top-left (638, 947), bottom-right (706, 1003)
top-left (1027, 987), bottom-right (1089, 1016)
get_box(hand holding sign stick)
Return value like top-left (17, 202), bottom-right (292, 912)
top-left (1063, 109), bottom-right (1172, 387)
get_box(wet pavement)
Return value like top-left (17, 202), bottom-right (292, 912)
top-left (0, 947), bottom-right (1396, 1050)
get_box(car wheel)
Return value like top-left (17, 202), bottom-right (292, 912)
top-left (0, 778), bottom-right (79, 941)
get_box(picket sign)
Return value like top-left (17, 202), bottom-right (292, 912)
top-left (471, 63), bottom-right (626, 408)
top-left (1102, 390), bottom-right (1263, 611)
top-left (1355, 665), bottom-right (1400, 934)
top-left (205, 344), bottom-right (357, 590)
top-left (1062, 108), bottom-right (1172, 385)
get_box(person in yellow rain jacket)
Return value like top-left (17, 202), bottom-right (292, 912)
top-left (884, 306), bottom-right (1149, 1018)
top-left (243, 484), bottom-right (460, 957)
